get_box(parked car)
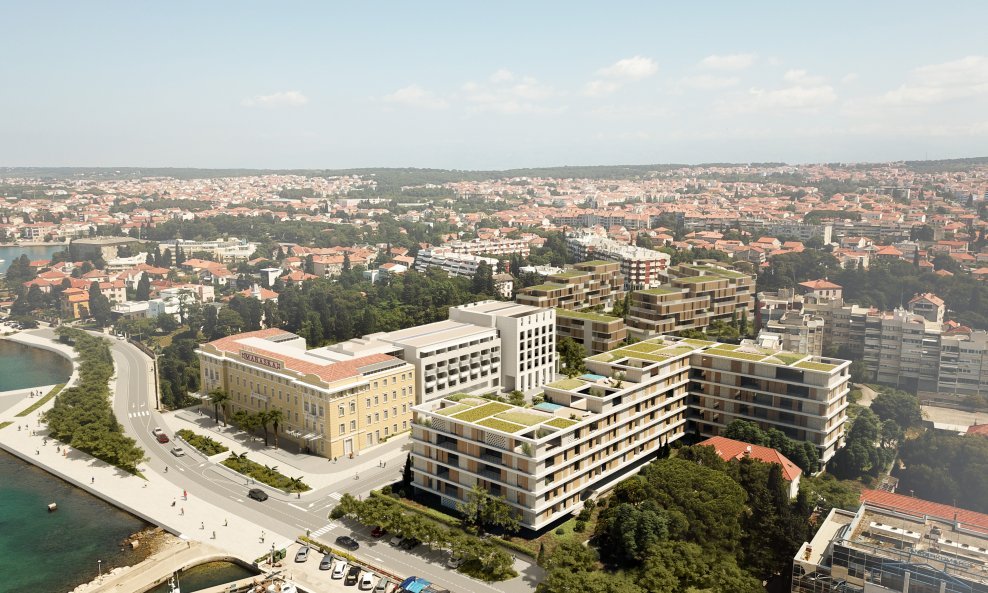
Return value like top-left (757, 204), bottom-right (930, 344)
top-left (247, 488), bottom-right (268, 502)
top-left (370, 525), bottom-right (387, 538)
top-left (388, 535), bottom-right (404, 547)
top-left (345, 565), bottom-right (361, 586)
top-left (446, 552), bottom-right (464, 568)
top-left (152, 427), bottom-right (164, 436)
top-left (294, 545), bottom-right (310, 563)
top-left (332, 560), bottom-right (348, 579)
top-left (400, 538), bottom-right (420, 551)
top-left (359, 571), bottom-right (376, 590)
top-left (336, 535), bottom-right (360, 551)
top-left (170, 446), bottom-right (185, 457)
top-left (374, 577), bottom-right (392, 592)
top-left (156, 433), bottom-right (170, 443)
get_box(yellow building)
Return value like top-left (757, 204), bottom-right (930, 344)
top-left (197, 328), bottom-right (415, 459)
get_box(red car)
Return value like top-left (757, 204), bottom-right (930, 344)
top-left (156, 433), bottom-right (170, 443)
top-left (370, 526), bottom-right (387, 538)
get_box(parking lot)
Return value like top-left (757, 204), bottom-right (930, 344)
top-left (279, 540), bottom-right (397, 593)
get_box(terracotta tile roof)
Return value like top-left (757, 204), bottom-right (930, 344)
top-left (799, 279), bottom-right (842, 290)
top-left (698, 436), bottom-right (802, 482)
top-left (861, 489), bottom-right (988, 534)
top-left (967, 423), bottom-right (988, 437)
top-left (206, 330), bottom-right (401, 385)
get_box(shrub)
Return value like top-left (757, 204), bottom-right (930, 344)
top-left (222, 453), bottom-right (310, 492)
top-left (573, 520), bottom-right (586, 533)
top-left (555, 527), bottom-right (565, 535)
top-left (175, 429), bottom-right (228, 456)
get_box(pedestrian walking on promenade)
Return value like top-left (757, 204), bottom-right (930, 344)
top-left (260, 531), bottom-right (265, 543)
top-left (211, 531), bottom-right (216, 539)
top-left (224, 518), bottom-right (228, 527)
top-left (180, 507), bottom-right (184, 516)
top-left (200, 522), bottom-right (204, 530)
top-left (91, 477), bottom-right (94, 484)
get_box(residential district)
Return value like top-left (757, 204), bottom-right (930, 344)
top-left (2, 161), bottom-right (988, 593)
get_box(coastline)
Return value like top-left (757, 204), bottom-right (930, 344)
top-left (0, 241), bottom-right (69, 247)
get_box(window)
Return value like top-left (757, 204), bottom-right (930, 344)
top-left (339, 423), bottom-right (345, 434)
top-left (338, 404), bottom-right (345, 416)
top-left (384, 410), bottom-right (389, 419)
top-left (349, 401), bottom-right (356, 413)
top-left (350, 420), bottom-right (356, 431)
top-left (366, 415), bottom-right (371, 425)
top-left (383, 393), bottom-right (388, 403)
top-left (365, 398), bottom-right (371, 407)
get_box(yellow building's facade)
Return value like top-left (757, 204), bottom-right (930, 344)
top-left (197, 328), bottom-right (415, 459)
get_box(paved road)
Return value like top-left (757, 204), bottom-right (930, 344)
top-left (104, 334), bottom-right (541, 593)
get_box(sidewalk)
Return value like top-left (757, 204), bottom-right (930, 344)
top-left (164, 408), bottom-right (412, 492)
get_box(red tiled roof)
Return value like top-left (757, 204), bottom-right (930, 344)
top-left (698, 436), bottom-right (802, 482)
top-left (861, 489), bottom-right (988, 534)
top-left (967, 424), bottom-right (988, 437)
top-left (799, 279), bottom-right (842, 290)
top-left (206, 330), bottom-right (400, 385)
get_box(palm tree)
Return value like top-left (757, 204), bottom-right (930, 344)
top-left (287, 476), bottom-right (305, 493)
top-left (257, 410), bottom-right (272, 446)
top-left (208, 389), bottom-right (230, 426)
top-left (267, 408), bottom-right (285, 449)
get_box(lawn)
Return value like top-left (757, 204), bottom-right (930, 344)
top-left (547, 378), bottom-right (585, 390)
top-left (496, 410), bottom-right (550, 426)
top-left (709, 350), bottom-right (767, 361)
top-left (772, 352), bottom-right (808, 365)
top-left (437, 403), bottom-right (473, 416)
top-left (545, 418), bottom-right (578, 429)
top-left (476, 417), bottom-right (526, 433)
top-left (16, 383), bottom-right (65, 417)
top-left (796, 361), bottom-right (837, 372)
top-left (452, 401), bottom-right (512, 423)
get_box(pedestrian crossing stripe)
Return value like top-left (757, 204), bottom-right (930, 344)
top-left (328, 492), bottom-right (342, 500)
top-left (311, 523), bottom-right (334, 536)
top-left (128, 411), bottom-right (150, 418)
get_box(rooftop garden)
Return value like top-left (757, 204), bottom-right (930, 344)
top-left (772, 352), bottom-right (808, 365)
top-left (552, 270), bottom-right (588, 279)
top-left (673, 275), bottom-right (721, 284)
top-left (692, 265), bottom-right (748, 279)
top-left (496, 410), bottom-right (551, 426)
top-left (556, 308), bottom-right (620, 322)
top-left (545, 418), bottom-right (578, 429)
top-left (452, 401), bottom-right (512, 423)
top-left (476, 417), bottom-right (527, 433)
top-left (547, 377), bottom-right (587, 390)
top-left (795, 361), bottom-right (838, 372)
top-left (707, 349), bottom-right (769, 361)
top-left (526, 283), bottom-right (564, 292)
top-left (577, 260), bottom-right (612, 267)
top-left (680, 338), bottom-right (716, 347)
top-left (638, 286), bottom-right (681, 295)
top-left (437, 403), bottom-right (473, 416)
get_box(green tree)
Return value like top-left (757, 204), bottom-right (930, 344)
top-left (208, 389), bottom-right (230, 426)
top-left (88, 281), bottom-right (114, 327)
top-left (455, 484), bottom-right (520, 534)
top-left (214, 307), bottom-right (245, 338)
top-left (135, 273), bottom-right (151, 301)
top-left (267, 408), bottom-right (284, 448)
top-left (557, 336), bottom-right (587, 377)
top-left (871, 388), bottom-right (922, 428)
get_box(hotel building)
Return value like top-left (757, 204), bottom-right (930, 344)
top-left (793, 489), bottom-right (988, 593)
top-left (197, 329), bottom-right (416, 458)
top-left (410, 336), bottom-right (849, 531)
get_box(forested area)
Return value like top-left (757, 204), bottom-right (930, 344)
top-left (540, 446), bottom-right (815, 593)
top-left (896, 431), bottom-right (988, 513)
top-left (44, 328), bottom-right (145, 471)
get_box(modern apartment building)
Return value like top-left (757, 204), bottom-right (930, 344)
top-left (555, 308), bottom-right (627, 355)
top-left (760, 311), bottom-right (826, 357)
top-left (449, 301), bottom-right (556, 393)
top-left (325, 320), bottom-right (502, 404)
top-left (410, 336), bottom-right (849, 531)
top-left (566, 233), bottom-right (671, 289)
top-left (626, 264), bottom-right (754, 338)
top-left (197, 329), bottom-right (416, 458)
top-left (414, 247), bottom-right (499, 278)
top-left (938, 330), bottom-right (988, 398)
top-left (515, 260), bottom-right (624, 312)
top-left (864, 308), bottom-right (941, 392)
top-left (792, 490), bottom-right (988, 593)
top-left (444, 237), bottom-right (531, 257)
top-left (688, 340), bottom-right (850, 463)
top-left (158, 238), bottom-right (258, 263)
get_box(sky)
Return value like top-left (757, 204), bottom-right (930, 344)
top-left (1, 1), bottom-right (987, 169)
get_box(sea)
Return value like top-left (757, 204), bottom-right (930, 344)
top-left (0, 244), bottom-right (66, 273)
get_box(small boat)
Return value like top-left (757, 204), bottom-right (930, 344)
top-left (47, 503), bottom-right (57, 512)
top-left (248, 574), bottom-right (297, 593)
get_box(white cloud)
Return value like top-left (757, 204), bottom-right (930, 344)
top-left (489, 69), bottom-right (514, 83)
top-left (699, 53), bottom-right (756, 71)
top-left (583, 80), bottom-right (621, 96)
top-left (840, 73), bottom-right (859, 84)
top-left (784, 69), bottom-right (826, 85)
top-left (597, 55), bottom-right (658, 80)
top-left (720, 72), bottom-right (836, 115)
top-left (381, 84), bottom-right (449, 110)
top-left (461, 75), bottom-right (561, 115)
top-left (878, 55), bottom-right (988, 106)
top-left (679, 74), bottom-right (740, 90)
top-left (241, 91), bottom-right (309, 108)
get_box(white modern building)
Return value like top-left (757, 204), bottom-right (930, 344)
top-left (449, 301), bottom-right (556, 393)
top-left (566, 233), bottom-right (671, 289)
top-left (444, 237), bottom-right (531, 257)
top-left (159, 238), bottom-right (258, 263)
top-left (415, 247), bottom-right (499, 278)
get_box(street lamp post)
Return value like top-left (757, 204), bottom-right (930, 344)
top-left (269, 543), bottom-right (275, 566)
top-left (97, 559), bottom-right (102, 580)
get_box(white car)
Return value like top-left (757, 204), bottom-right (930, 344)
top-left (152, 427), bottom-right (164, 436)
top-left (359, 572), bottom-right (376, 590)
top-left (331, 560), bottom-right (348, 579)
top-left (170, 446), bottom-right (186, 457)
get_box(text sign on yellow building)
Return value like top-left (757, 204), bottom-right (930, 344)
top-left (240, 350), bottom-right (284, 370)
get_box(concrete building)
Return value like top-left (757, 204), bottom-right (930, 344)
top-left (908, 293), bottom-right (946, 323)
top-left (410, 335), bottom-right (848, 531)
top-left (515, 260), bottom-right (624, 312)
top-left (197, 329), bottom-right (416, 458)
top-left (792, 490), bottom-right (988, 593)
top-left (566, 233), bottom-right (670, 289)
top-left (444, 237), bottom-right (531, 257)
top-left (863, 309), bottom-right (941, 392)
top-left (688, 340), bottom-right (850, 463)
top-left (938, 330), bottom-right (988, 398)
top-left (626, 265), bottom-right (754, 338)
top-left (159, 238), bottom-right (257, 263)
top-left (760, 311), bottom-right (826, 356)
top-left (555, 308), bottom-right (627, 356)
top-left (326, 320), bottom-right (502, 404)
top-left (69, 237), bottom-right (141, 261)
top-left (414, 248), bottom-right (499, 278)
top-left (449, 301), bottom-right (556, 393)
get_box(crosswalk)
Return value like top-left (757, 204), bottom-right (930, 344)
top-left (128, 410), bottom-right (150, 418)
top-left (311, 522), bottom-right (335, 537)
top-left (327, 491), bottom-right (342, 501)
